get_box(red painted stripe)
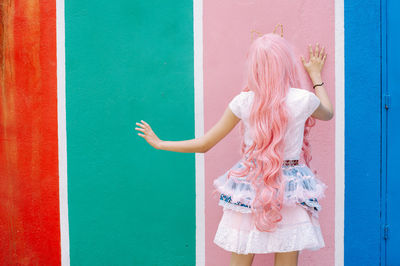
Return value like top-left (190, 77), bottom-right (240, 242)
top-left (0, 0), bottom-right (60, 265)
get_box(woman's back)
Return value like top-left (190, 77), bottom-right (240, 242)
top-left (228, 87), bottom-right (321, 160)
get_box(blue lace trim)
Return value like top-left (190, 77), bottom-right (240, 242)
top-left (220, 193), bottom-right (251, 208)
top-left (219, 193), bottom-right (320, 212)
top-left (299, 198), bottom-right (321, 211)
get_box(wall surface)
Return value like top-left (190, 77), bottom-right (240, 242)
top-left (344, 0), bottom-right (382, 265)
top-left (1, 0), bottom-right (388, 265)
top-left (64, 1), bottom-right (195, 265)
top-left (203, 1), bottom-right (336, 265)
top-left (0, 0), bottom-right (60, 265)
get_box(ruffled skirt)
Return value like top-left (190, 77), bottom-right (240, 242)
top-left (212, 159), bottom-right (327, 254)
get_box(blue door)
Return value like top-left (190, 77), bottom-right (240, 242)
top-left (383, 0), bottom-right (400, 264)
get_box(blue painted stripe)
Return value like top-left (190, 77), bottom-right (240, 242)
top-left (344, 0), bottom-right (382, 265)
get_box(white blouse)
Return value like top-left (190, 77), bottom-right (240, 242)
top-left (228, 87), bottom-right (321, 160)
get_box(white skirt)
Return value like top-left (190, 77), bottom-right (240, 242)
top-left (212, 159), bottom-right (327, 254)
top-left (213, 204), bottom-right (325, 254)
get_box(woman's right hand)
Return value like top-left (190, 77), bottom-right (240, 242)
top-left (135, 120), bottom-right (162, 149)
top-left (301, 43), bottom-right (327, 81)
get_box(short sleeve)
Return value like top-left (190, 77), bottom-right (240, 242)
top-left (228, 92), bottom-right (246, 119)
top-left (305, 92), bottom-right (321, 118)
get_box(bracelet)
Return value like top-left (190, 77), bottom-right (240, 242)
top-left (313, 82), bottom-right (324, 89)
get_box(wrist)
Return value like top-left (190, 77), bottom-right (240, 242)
top-left (309, 72), bottom-right (322, 84)
top-left (156, 140), bottom-right (164, 150)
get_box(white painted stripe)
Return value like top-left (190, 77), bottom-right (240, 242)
top-left (335, 0), bottom-right (345, 265)
top-left (56, 0), bottom-right (70, 265)
top-left (194, 0), bottom-right (205, 264)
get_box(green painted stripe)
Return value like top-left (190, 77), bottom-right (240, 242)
top-left (65, 1), bottom-right (195, 265)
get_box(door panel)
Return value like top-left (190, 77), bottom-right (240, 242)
top-left (385, 0), bottom-right (400, 264)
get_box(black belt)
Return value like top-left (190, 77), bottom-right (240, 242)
top-left (282, 160), bottom-right (299, 166)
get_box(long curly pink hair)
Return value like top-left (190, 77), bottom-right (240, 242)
top-left (228, 33), bottom-right (316, 232)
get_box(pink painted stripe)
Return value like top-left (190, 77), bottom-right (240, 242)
top-left (203, 1), bottom-right (335, 264)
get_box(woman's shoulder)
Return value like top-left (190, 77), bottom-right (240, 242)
top-left (288, 87), bottom-right (321, 118)
top-left (228, 90), bottom-right (254, 119)
top-left (232, 90), bottom-right (254, 102)
top-left (237, 90), bottom-right (254, 96)
top-left (287, 87), bottom-right (317, 103)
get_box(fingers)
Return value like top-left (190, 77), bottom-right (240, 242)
top-left (319, 46), bottom-right (325, 59)
top-left (141, 120), bottom-right (150, 127)
top-left (308, 44), bottom-right (313, 59)
top-left (309, 43), bottom-right (327, 60)
top-left (135, 120), bottom-right (154, 138)
top-left (136, 120), bottom-right (151, 130)
top-left (136, 122), bottom-right (145, 128)
top-left (322, 52), bottom-right (327, 65)
top-left (315, 43), bottom-right (320, 58)
top-left (135, 127), bottom-right (145, 133)
top-left (135, 120), bottom-right (148, 126)
top-left (135, 121), bottom-right (148, 137)
top-left (300, 55), bottom-right (306, 65)
top-left (318, 44), bottom-right (327, 64)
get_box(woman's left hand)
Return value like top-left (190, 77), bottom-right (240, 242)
top-left (301, 43), bottom-right (327, 79)
top-left (135, 120), bottom-right (162, 149)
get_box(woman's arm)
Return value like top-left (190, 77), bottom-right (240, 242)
top-left (308, 72), bottom-right (334, 120)
top-left (135, 106), bottom-right (241, 153)
top-left (301, 43), bottom-right (334, 121)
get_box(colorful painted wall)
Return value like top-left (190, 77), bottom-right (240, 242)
top-left (65, 0), bottom-right (195, 265)
top-left (344, 1), bottom-right (381, 265)
top-left (203, 1), bottom-right (335, 265)
top-left (0, 0), bottom-right (390, 265)
top-left (0, 1), bottom-right (60, 265)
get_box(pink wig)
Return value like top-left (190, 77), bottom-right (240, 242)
top-left (228, 33), bottom-right (317, 232)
